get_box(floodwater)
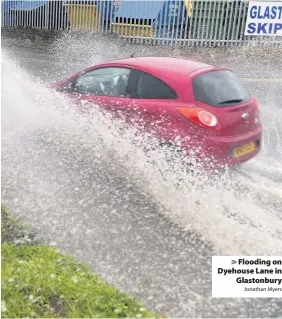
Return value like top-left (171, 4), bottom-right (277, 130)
top-left (1, 34), bottom-right (282, 317)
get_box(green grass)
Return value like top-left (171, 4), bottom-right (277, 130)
top-left (1, 205), bottom-right (159, 318)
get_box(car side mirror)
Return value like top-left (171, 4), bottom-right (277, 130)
top-left (56, 81), bottom-right (73, 93)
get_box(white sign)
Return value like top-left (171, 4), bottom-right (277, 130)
top-left (244, 1), bottom-right (282, 36)
top-left (212, 256), bottom-right (282, 298)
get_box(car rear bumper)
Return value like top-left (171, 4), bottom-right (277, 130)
top-left (181, 126), bottom-right (263, 168)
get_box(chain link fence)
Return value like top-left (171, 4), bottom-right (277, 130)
top-left (1, 0), bottom-right (282, 47)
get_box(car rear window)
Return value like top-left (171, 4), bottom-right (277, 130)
top-left (192, 70), bottom-right (251, 107)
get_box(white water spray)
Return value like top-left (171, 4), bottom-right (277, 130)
top-left (2, 52), bottom-right (282, 257)
top-left (2, 45), bottom-right (282, 317)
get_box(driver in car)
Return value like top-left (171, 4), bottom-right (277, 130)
top-left (102, 80), bottom-right (116, 96)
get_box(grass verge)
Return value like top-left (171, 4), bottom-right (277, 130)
top-left (1, 204), bottom-right (158, 318)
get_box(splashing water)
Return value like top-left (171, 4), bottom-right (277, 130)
top-left (3, 50), bottom-right (282, 253)
top-left (1, 44), bottom-right (282, 317)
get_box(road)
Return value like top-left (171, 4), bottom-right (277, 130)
top-left (2, 35), bottom-right (282, 317)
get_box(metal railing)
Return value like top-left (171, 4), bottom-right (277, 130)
top-left (1, 0), bottom-right (282, 47)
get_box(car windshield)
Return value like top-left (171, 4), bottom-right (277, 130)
top-left (192, 70), bottom-right (251, 107)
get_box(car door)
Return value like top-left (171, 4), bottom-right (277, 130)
top-left (127, 69), bottom-right (181, 141)
top-left (58, 66), bottom-right (136, 122)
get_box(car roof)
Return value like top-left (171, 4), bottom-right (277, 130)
top-left (105, 56), bottom-right (215, 75)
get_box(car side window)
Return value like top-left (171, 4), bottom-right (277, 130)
top-left (73, 67), bottom-right (131, 97)
top-left (133, 70), bottom-right (177, 99)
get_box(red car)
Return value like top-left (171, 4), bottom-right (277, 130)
top-left (53, 56), bottom-right (262, 168)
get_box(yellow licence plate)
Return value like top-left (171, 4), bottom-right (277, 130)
top-left (233, 142), bottom-right (255, 158)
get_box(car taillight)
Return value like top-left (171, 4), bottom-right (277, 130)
top-left (176, 107), bottom-right (222, 131)
top-left (252, 96), bottom-right (260, 112)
